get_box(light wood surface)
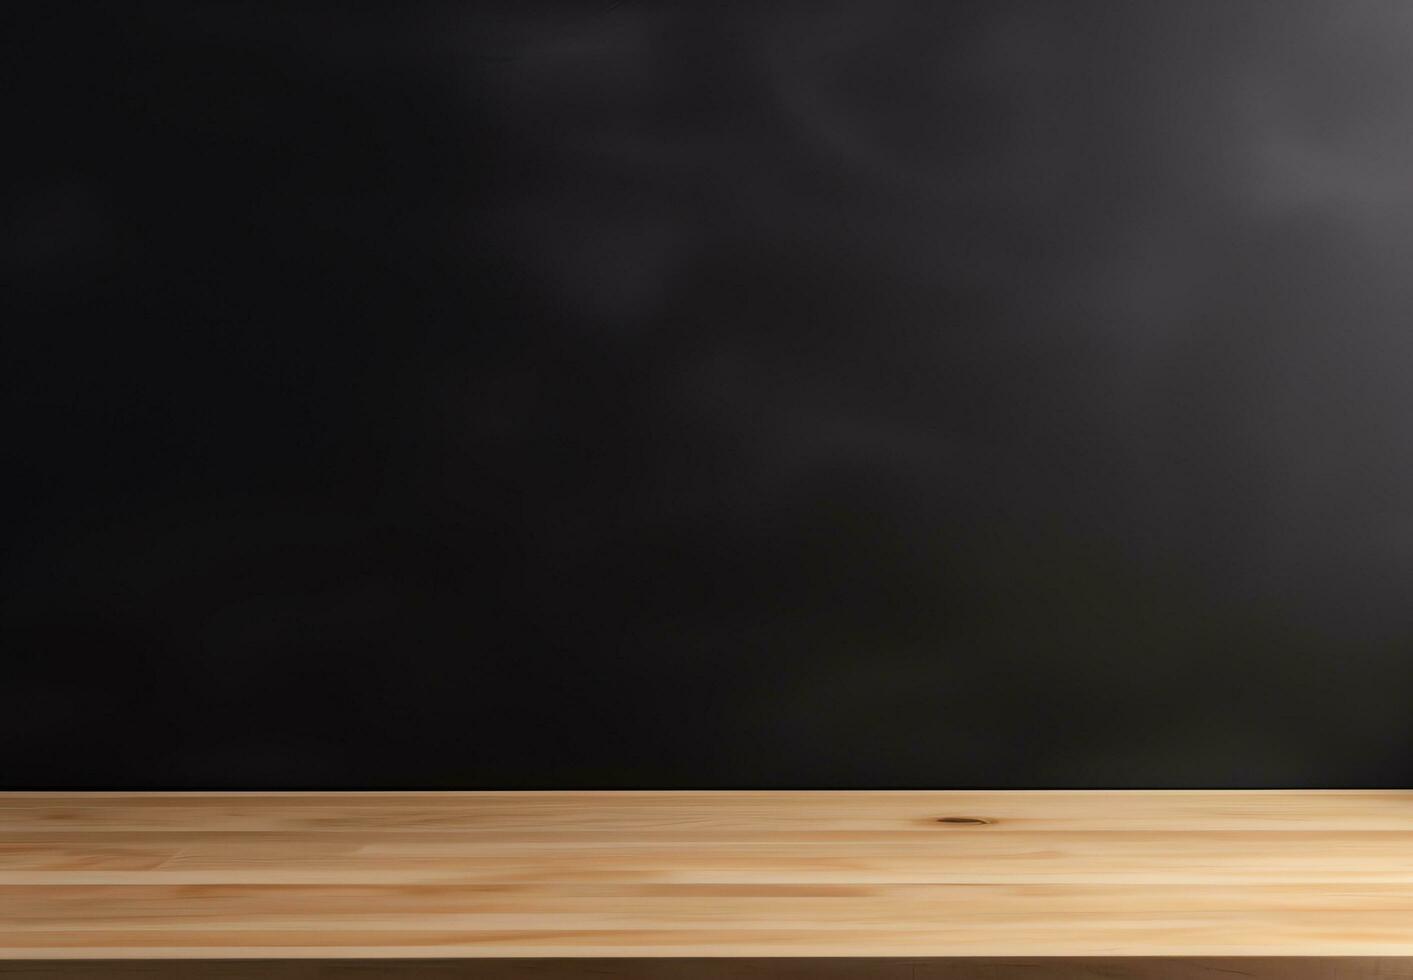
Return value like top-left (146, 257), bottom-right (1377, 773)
top-left (4, 790), bottom-right (1413, 971)
top-left (4, 960), bottom-right (1413, 980)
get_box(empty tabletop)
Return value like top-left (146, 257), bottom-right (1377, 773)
top-left (4, 790), bottom-right (1413, 977)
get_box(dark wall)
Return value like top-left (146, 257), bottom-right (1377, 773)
top-left (6, 1), bottom-right (1413, 788)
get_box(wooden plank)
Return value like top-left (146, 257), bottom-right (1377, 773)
top-left (7, 832), bottom-right (1413, 885)
top-left (4, 791), bottom-right (1413, 833)
top-left (2, 961), bottom-right (1413, 979)
top-left (3, 792), bottom-right (1413, 962)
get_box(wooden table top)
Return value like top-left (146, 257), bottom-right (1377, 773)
top-left (5, 790), bottom-right (1413, 963)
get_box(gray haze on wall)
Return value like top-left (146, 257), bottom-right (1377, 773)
top-left (6, 0), bottom-right (1413, 786)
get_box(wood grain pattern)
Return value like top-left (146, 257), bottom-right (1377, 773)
top-left (3, 791), bottom-right (1413, 967)
top-left (5, 961), bottom-right (1413, 980)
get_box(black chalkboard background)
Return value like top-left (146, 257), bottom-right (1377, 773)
top-left (7, 1), bottom-right (1413, 788)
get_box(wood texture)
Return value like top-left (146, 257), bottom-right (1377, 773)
top-left (5, 960), bottom-right (1413, 980)
top-left (3, 791), bottom-right (1413, 967)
